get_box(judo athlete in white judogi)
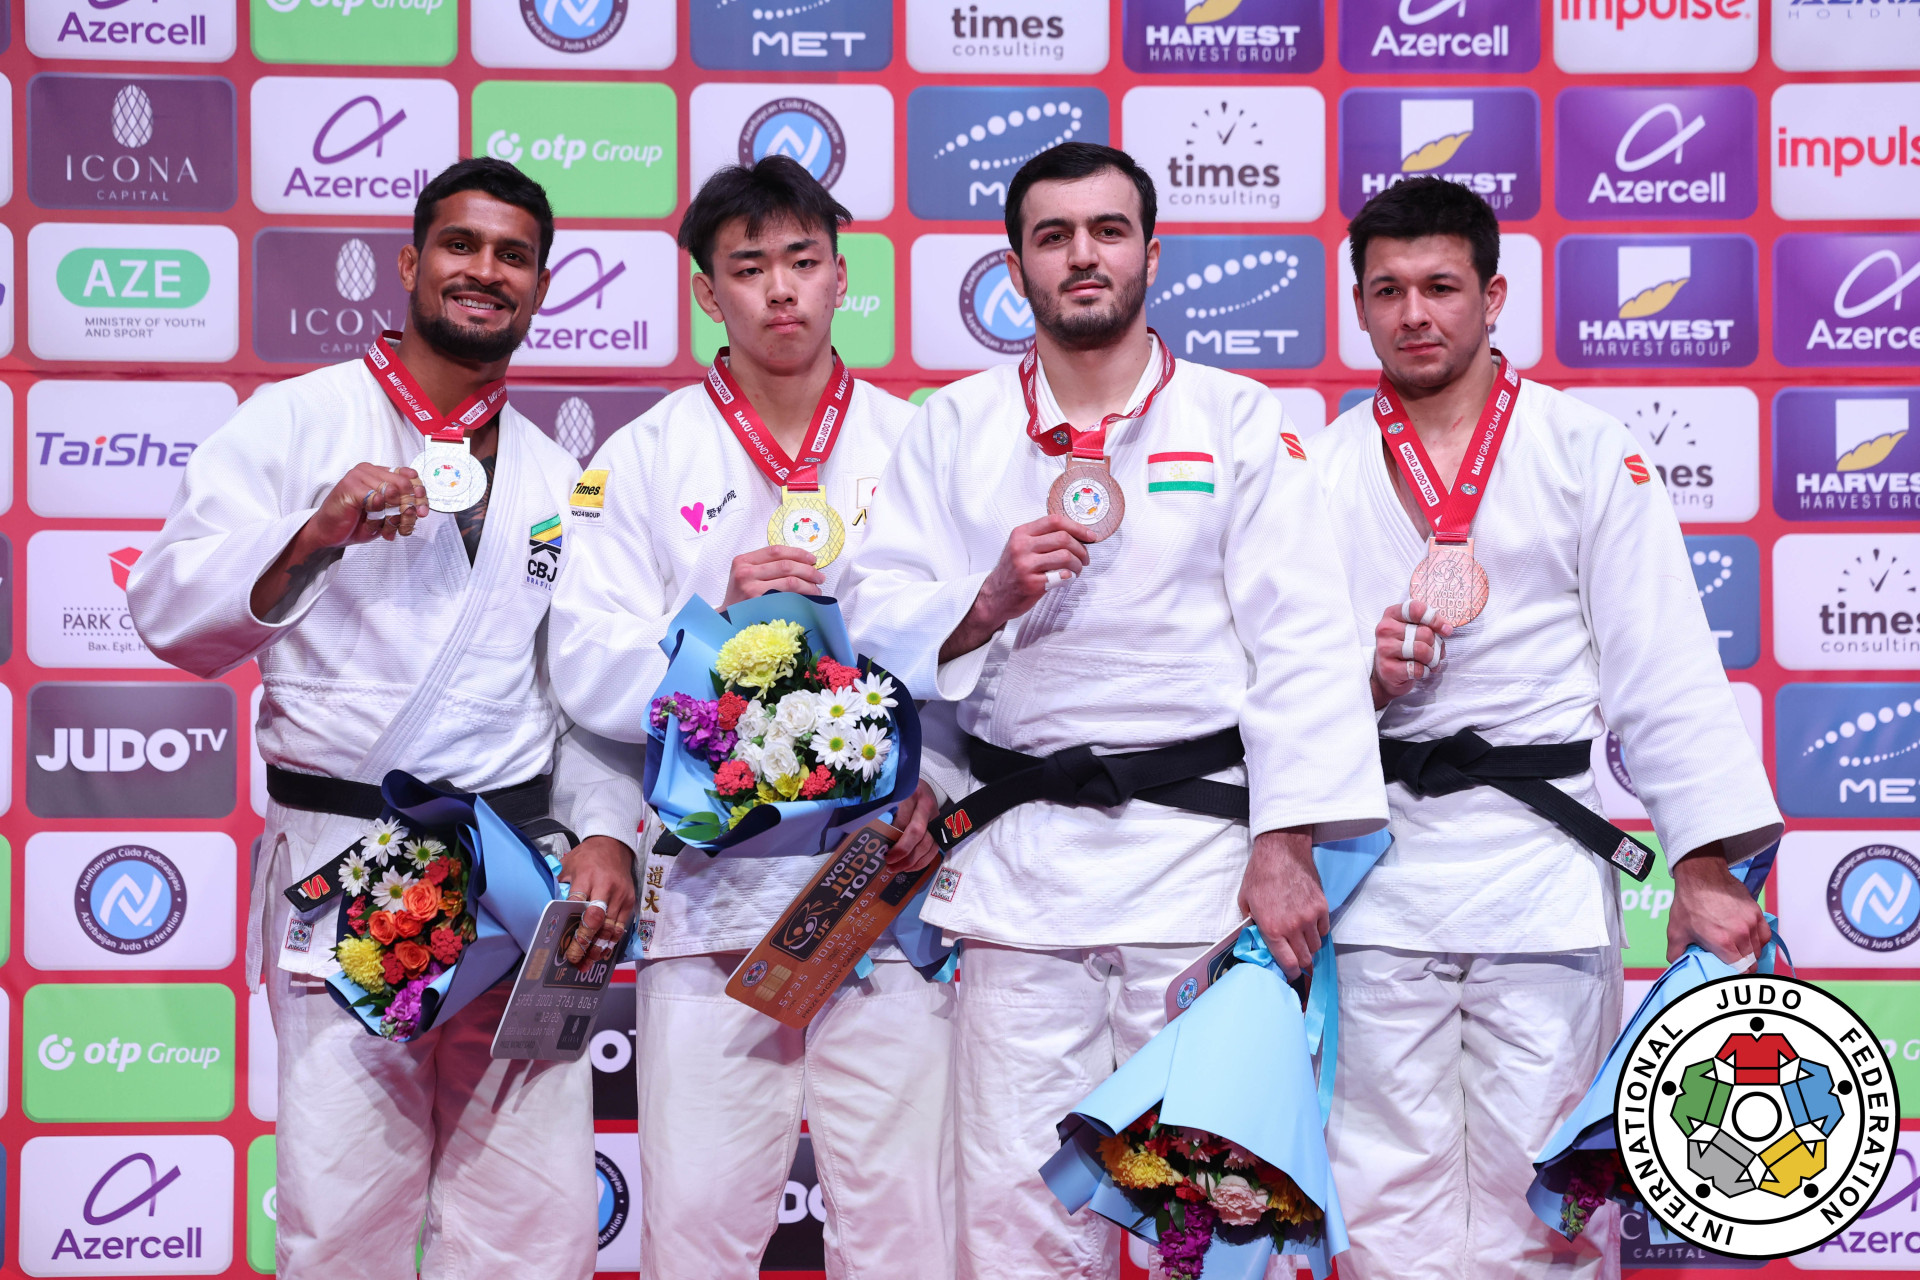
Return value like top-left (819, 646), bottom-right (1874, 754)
top-left (547, 157), bottom-right (954, 1280)
top-left (1308, 178), bottom-right (1783, 1279)
top-left (128, 160), bottom-right (640, 1280)
top-left (841, 143), bottom-right (1388, 1280)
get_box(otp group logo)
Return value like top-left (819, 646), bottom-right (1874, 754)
top-left (1772, 388), bottom-right (1920, 522)
top-left (1338, 0), bottom-right (1540, 72)
top-left (1120, 0), bottom-right (1325, 72)
top-left (1775, 232), bottom-right (1920, 367)
top-left (1556, 86), bottom-right (1757, 220)
top-left (1556, 235), bottom-right (1757, 367)
top-left (1776, 681), bottom-right (1920, 817)
top-left (1145, 235), bottom-right (1325, 369)
top-left (26, 74), bottom-right (237, 212)
top-left (1338, 88), bottom-right (1540, 217)
top-left (908, 87), bottom-right (1106, 219)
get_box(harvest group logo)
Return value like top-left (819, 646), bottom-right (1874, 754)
top-left (1556, 86), bottom-right (1756, 220)
top-left (691, 0), bottom-right (891, 70)
top-left (1556, 235), bottom-right (1757, 367)
top-left (1121, 87), bottom-right (1321, 221)
top-left (1339, 0), bottom-right (1539, 71)
top-left (1121, 0), bottom-right (1322, 72)
top-left (1772, 83), bottom-right (1920, 221)
top-left (1774, 233), bottom-right (1920, 366)
top-left (24, 984), bottom-right (233, 1123)
top-left (1339, 89), bottom-right (1539, 216)
top-left (26, 380), bottom-right (229, 519)
top-left (910, 234), bottom-right (1028, 370)
top-left (906, 0), bottom-right (1110, 72)
top-left (1567, 386), bottom-right (1760, 522)
top-left (25, 831), bottom-right (234, 971)
top-left (1776, 682), bottom-right (1920, 817)
top-left (26, 530), bottom-right (163, 669)
top-left (1145, 235), bottom-right (1324, 369)
top-left (251, 77), bottom-right (456, 216)
top-left (516, 230), bottom-right (678, 368)
top-left (1772, 388), bottom-right (1920, 521)
top-left (249, 0), bottom-right (457, 67)
top-left (20, 1135), bottom-right (233, 1275)
top-left (27, 681), bottom-right (236, 819)
top-left (691, 83), bottom-right (893, 219)
top-left (252, 229), bottom-right (409, 363)
top-left (1554, 0), bottom-right (1756, 72)
top-left (909, 87), bottom-right (1107, 219)
top-left (27, 222), bottom-right (234, 362)
top-left (1773, 533), bottom-right (1920, 670)
top-left (26, 0), bottom-right (235, 62)
top-left (474, 80), bottom-right (675, 218)
top-left (27, 74), bottom-right (236, 211)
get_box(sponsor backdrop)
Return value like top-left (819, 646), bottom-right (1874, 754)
top-left (0, 0), bottom-right (1903, 1276)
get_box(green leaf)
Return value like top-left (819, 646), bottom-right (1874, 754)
top-left (675, 812), bottom-right (727, 843)
top-left (710, 670), bottom-right (726, 698)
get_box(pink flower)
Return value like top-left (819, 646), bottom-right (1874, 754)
top-left (1205, 1173), bottom-right (1270, 1226)
top-left (717, 691), bottom-right (749, 731)
top-left (714, 759), bottom-right (758, 797)
top-left (799, 765), bottom-right (836, 799)
top-left (1222, 1140), bottom-right (1259, 1169)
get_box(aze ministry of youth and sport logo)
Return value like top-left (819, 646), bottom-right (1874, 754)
top-left (1146, 235), bottom-right (1324, 369)
top-left (27, 74), bottom-right (237, 212)
top-left (1556, 86), bottom-right (1757, 220)
top-left (908, 87), bottom-right (1106, 219)
top-left (1338, 0), bottom-right (1540, 72)
top-left (1774, 233), bottom-right (1920, 367)
top-left (958, 249), bottom-right (1033, 356)
top-left (1121, 0), bottom-right (1324, 72)
top-left (1826, 843), bottom-right (1920, 953)
top-left (1615, 975), bottom-right (1897, 1257)
top-left (522, 0), bottom-right (627, 51)
top-left (1556, 235), bottom-right (1758, 367)
top-left (1337, 89), bottom-right (1540, 218)
top-left (738, 97), bottom-right (846, 189)
top-left (74, 843), bottom-right (187, 956)
top-left (1772, 388), bottom-right (1920, 521)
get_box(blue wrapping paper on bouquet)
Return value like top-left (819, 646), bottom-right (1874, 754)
top-left (1528, 847), bottom-right (1783, 1240)
top-left (643, 594), bottom-right (922, 860)
top-left (1040, 832), bottom-right (1391, 1279)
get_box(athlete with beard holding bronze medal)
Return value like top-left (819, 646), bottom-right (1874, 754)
top-left (1306, 177), bottom-right (1783, 1279)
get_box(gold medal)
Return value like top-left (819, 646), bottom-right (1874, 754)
top-left (768, 489), bottom-right (846, 568)
top-left (1047, 456), bottom-right (1126, 543)
top-left (1409, 537), bottom-right (1490, 628)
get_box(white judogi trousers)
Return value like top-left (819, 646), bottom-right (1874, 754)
top-left (1326, 945), bottom-right (1624, 1280)
top-left (633, 952), bottom-right (956, 1280)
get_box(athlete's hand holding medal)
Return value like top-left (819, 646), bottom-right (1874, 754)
top-left (1370, 597), bottom-right (1455, 706)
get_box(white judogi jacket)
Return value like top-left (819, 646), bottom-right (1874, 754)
top-left (1310, 377), bottom-right (1782, 954)
top-left (548, 378), bottom-right (916, 958)
top-left (841, 353), bottom-right (1389, 949)
top-left (126, 358), bottom-right (641, 980)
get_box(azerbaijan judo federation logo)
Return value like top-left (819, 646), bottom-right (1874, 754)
top-left (1614, 974), bottom-right (1898, 1258)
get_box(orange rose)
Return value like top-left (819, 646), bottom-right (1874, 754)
top-left (402, 882), bottom-right (442, 921)
top-left (367, 910), bottom-right (398, 945)
top-left (439, 888), bottom-right (464, 918)
top-left (393, 911), bottom-right (424, 938)
top-left (394, 939), bottom-right (431, 976)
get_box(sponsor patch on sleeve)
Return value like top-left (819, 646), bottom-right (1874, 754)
top-left (1280, 432), bottom-right (1308, 461)
top-left (1624, 454), bottom-right (1652, 486)
top-left (570, 469), bottom-right (609, 521)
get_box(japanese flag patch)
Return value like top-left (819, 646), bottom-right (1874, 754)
top-left (1147, 452), bottom-right (1216, 494)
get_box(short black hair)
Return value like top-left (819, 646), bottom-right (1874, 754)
top-left (413, 157), bottom-right (555, 269)
top-left (678, 156), bottom-right (852, 276)
top-left (1004, 142), bottom-right (1157, 255)
top-left (1347, 177), bottom-right (1500, 288)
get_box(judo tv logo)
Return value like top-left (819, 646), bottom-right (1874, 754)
top-left (27, 0), bottom-right (234, 62)
top-left (251, 77), bottom-right (456, 216)
top-left (27, 681), bottom-right (236, 819)
top-left (1772, 388), bottom-right (1920, 521)
top-left (1120, 0), bottom-right (1323, 72)
top-left (516, 230), bottom-right (678, 368)
top-left (1772, 83), bottom-right (1920, 221)
top-left (1615, 975), bottom-right (1898, 1257)
top-left (1121, 87), bottom-right (1321, 222)
top-left (24, 983), bottom-right (233, 1123)
top-left (1339, 0), bottom-right (1539, 72)
top-left (1556, 86), bottom-right (1756, 220)
top-left (20, 1134), bottom-right (232, 1276)
top-left (908, 87), bottom-right (1107, 220)
top-left (691, 83), bottom-right (893, 220)
top-left (252, 228), bottom-right (409, 364)
top-left (27, 74), bottom-right (236, 211)
top-left (1774, 534), bottom-right (1920, 669)
top-left (248, 0), bottom-right (457, 67)
top-left (1338, 89), bottom-right (1539, 217)
top-left (1556, 235), bottom-right (1757, 367)
top-left (691, 0), bottom-right (890, 69)
top-left (474, 81), bottom-right (675, 219)
top-left (1554, 0), bottom-right (1756, 73)
top-left (1774, 233), bottom-right (1920, 367)
top-left (1776, 682), bottom-right (1920, 818)
top-left (1146, 235), bottom-right (1324, 369)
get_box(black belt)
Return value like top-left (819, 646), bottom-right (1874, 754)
top-left (935, 728), bottom-right (1249, 849)
top-left (1378, 729), bottom-right (1655, 881)
top-left (268, 765), bottom-right (556, 830)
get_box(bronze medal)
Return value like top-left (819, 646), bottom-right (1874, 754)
top-left (1409, 537), bottom-right (1490, 628)
top-left (1047, 456), bottom-right (1125, 542)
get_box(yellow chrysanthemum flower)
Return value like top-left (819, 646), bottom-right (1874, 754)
top-left (1098, 1135), bottom-right (1181, 1190)
top-left (727, 801), bottom-right (758, 828)
top-left (336, 937), bottom-right (389, 995)
top-left (715, 620), bottom-right (805, 693)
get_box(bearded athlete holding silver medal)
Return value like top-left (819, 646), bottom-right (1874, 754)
top-left (1306, 177), bottom-right (1783, 1280)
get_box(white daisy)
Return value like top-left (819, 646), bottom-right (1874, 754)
top-left (371, 868), bottom-right (417, 911)
top-left (403, 838), bottom-right (445, 872)
top-left (848, 724), bottom-right (892, 780)
top-left (364, 817), bottom-right (409, 864)
top-left (338, 850), bottom-right (372, 897)
top-left (852, 673), bottom-right (897, 721)
top-left (817, 687), bottom-right (860, 724)
top-left (810, 724), bottom-right (857, 769)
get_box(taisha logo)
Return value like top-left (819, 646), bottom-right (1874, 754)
top-left (33, 429), bottom-right (196, 471)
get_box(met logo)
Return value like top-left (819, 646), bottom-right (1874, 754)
top-left (1776, 682), bottom-right (1920, 817)
top-left (1685, 535), bottom-right (1759, 668)
top-left (691, 0), bottom-right (891, 69)
top-left (907, 87), bottom-right (1107, 220)
top-left (1145, 235), bottom-right (1324, 369)
top-left (1339, 88), bottom-right (1539, 217)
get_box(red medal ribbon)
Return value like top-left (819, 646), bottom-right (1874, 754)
top-left (702, 348), bottom-right (853, 492)
top-left (363, 331), bottom-right (508, 443)
top-left (1373, 350), bottom-right (1522, 544)
top-left (1021, 330), bottom-right (1177, 460)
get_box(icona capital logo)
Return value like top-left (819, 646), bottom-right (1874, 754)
top-left (23, 983), bottom-right (234, 1123)
top-left (54, 247), bottom-right (208, 309)
top-left (252, 228), bottom-right (410, 364)
top-left (27, 74), bottom-right (238, 213)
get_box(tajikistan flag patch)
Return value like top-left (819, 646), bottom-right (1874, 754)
top-left (1147, 452), bottom-right (1216, 494)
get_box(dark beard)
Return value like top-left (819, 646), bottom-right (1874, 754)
top-left (1028, 266), bottom-right (1148, 351)
top-left (409, 286), bottom-right (525, 364)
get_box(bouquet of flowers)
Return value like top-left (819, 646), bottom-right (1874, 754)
top-left (645, 594), bottom-right (920, 858)
top-left (328, 817), bottom-right (476, 1040)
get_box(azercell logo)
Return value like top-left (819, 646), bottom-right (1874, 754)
top-left (1773, 388), bottom-right (1920, 521)
top-left (1557, 87), bottom-right (1757, 220)
top-left (254, 78), bottom-right (455, 215)
top-left (1557, 235), bottom-right (1757, 367)
top-left (31, 0), bottom-right (233, 62)
top-left (908, 87), bottom-right (1104, 219)
top-left (1339, 0), bottom-right (1538, 71)
top-left (516, 230), bottom-right (676, 368)
top-left (1775, 233), bottom-right (1920, 366)
top-left (1338, 89), bottom-right (1540, 217)
top-left (23, 1135), bottom-right (234, 1274)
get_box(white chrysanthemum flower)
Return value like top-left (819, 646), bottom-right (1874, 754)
top-left (737, 699), bottom-right (772, 740)
top-left (402, 838), bottom-right (444, 871)
top-left (818, 686), bottom-right (860, 724)
top-left (848, 724), bottom-right (892, 780)
top-left (810, 724), bottom-right (857, 768)
top-left (761, 738), bottom-right (801, 782)
top-left (732, 738), bottom-right (766, 775)
top-left (774, 691), bottom-right (817, 737)
top-left (338, 850), bottom-right (372, 897)
top-left (371, 868), bottom-right (417, 910)
top-left (365, 817), bottom-right (409, 864)
top-left (852, 673), bottom-right (897, 721)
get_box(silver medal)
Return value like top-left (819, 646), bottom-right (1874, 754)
top-left (413, 440), bottom-right (486, 514)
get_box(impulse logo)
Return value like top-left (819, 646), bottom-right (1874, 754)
top-left (1145, 235), bottom-right (1324, 369)
top-left (1554, 0), bottom-right (1755, 72)
top-left (1339, 0), bottom-right (1538, 71)
top-left (691, 0), bottom-right (890, 70)
top-left (1772, 84), bottom-right (1920, 220)
top-left (1775, 534), bottom-right (1920, 669)
top-left (907, 87), bottom-right (1105, 219)
top-left (1775, 232), bottom-right (1920, 365)
top-left (1556, 86), bottom-right (1756, 220)
top-left (1777, 682), bottom-right (1920, 817)
top-left (1121, 0), bottom-right (1323, 71)
top-left (27, 74), bottom-right (237, 212)
top-left (1557, 235), bottom-right (1756, 367)
top-left (1338, 90), bottom-right (1540, 217)
top-left (1773, 388), bottom-right (1920, 520)
top-left (29, 0), bottom-right (232, 61)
